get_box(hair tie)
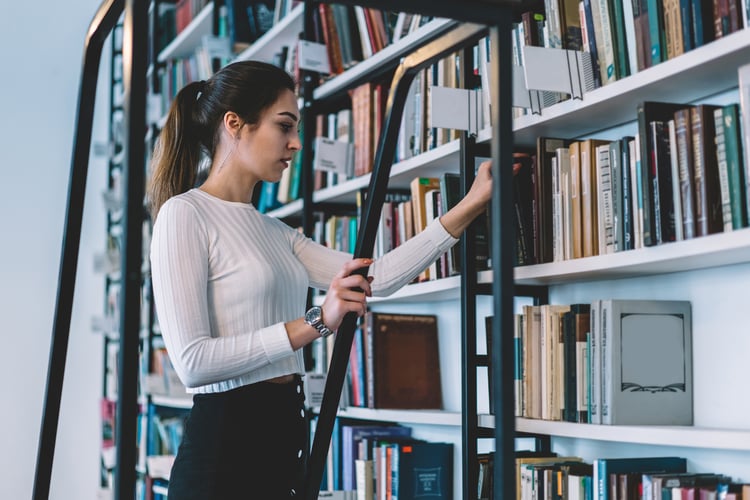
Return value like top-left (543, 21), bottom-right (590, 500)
top-left (196, 80), bottom-right (207, 100)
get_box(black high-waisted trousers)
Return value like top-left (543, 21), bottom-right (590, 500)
top-left (166, 375), bottom-right (307, 500)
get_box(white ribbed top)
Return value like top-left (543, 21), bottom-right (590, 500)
top-left (150, 188), bottom-right (458, 393)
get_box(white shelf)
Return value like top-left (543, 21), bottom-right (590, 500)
top-left (158, 3), bottom-right (214, 62)
top-left (477, 415), bottom-right (750, 451)
top-left (336, 407), bottom-right (462, 426)
top-left (313, 275), bottom-right (463, 306)
top-left (234, 4), bottom-right (303, 63)
top-left (512, 29), bottom-right (750, 146)
top-left (265, 198), bottom-right (303, 219)
top-left (514, 228), bottom-right (750, 285)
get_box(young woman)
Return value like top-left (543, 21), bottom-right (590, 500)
top-left (148, 60), bottom-right (492, 499)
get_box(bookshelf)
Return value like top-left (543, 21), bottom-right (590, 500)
top-left (112, 0), bottom-right (750, 498)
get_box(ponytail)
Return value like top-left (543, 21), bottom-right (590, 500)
top-left (148, 80), bottom-right (206, 220)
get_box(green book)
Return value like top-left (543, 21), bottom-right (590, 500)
top-left (721, 104), bottom-right (748, 229)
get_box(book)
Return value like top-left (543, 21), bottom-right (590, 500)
top-left (394, 442), bottom-right (453, 499)
top-left (690, 104), bottom-right (724, 236)
top-left (599, 299), bottom-right (693, 425)
top-left (410, 177), bottom-right (441, 281)
top-left (673, 107), bottom-right (697, 239)
top-left (366, 312), bottom-right (442, 409)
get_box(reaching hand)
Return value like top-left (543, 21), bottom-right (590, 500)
top-left (466, 160), bottom-right (493, 207)
top-left (320, 258), bottom-right (373, 332)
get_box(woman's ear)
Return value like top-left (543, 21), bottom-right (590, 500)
top-left (222, 111), bottom-right (243, 139)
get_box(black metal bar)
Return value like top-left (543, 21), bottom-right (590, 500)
top-left (488, 18), bottom-right (517, 500)
top-left (300, 1), bottom-right (317, 238)
top-left (460, 133), bottom-right (479, 500)
top-left (304, 22), bottom-right (488, 499)
top-left (114, 0), bottom-right (148, 498)
top-left (32, 1), bottom-right (124, 498)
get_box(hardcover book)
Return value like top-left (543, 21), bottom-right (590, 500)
top-left (394, 442), bottom-right (453, 500)
top-left (599, 299), bottom-right (692, 425)
top-left (366, 312), bottom-right (442, 409)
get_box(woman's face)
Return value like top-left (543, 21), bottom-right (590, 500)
top-left (236, 89), bottom-right (302, 184)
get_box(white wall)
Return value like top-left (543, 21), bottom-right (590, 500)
top-left (0, 1), bottom-right (113, 499)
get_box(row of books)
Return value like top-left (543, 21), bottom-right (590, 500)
top-left (307, 173), bottom-right (490, 284)
top-left (310, 312), bottom-right (443, 412)
top-left (316, 419), bottom-right (453, 499)
top-left (514, 0), bottom-right (747, 92)
top-left (506, 299), bottom-right (693, 426)
top-left (516, 93), bottom-right (750, 266)
top-left (309, 5), bottom-right (432, 77)
top-left (479, 452), bottom-right (750, 500)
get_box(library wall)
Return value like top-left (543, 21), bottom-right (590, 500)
top-left (0, 1), bottom-right (111, 499)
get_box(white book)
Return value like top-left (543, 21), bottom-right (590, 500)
top-left (599, 299), bottom-right (693, 425)
top-left (551, 157), bottom-right (564, 262)
top-left (589, 299), bottom-right (601, 424)
top-left (589, 0), bottom-right (617, 85)
top-left (595, 144), bottom-right (613, 255)
top-left (557, 147), bottom-right (573, 260)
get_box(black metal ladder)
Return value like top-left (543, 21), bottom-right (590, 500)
top-left (33, 1), bottom-right (520, 499)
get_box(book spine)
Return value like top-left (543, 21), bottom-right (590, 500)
top-left (646, 0), bottom-right (665, 64)
top-left (600, 300), bottom-right (612, 425)
top-left (668, 119), bottom-right (684, 241)
top-left (621, 138), bottom-right (634, 250)
top-left (714, 106), bottom-right (733, 232)
top-left (589, 300), bottom-right (601, 424)
top-left (674, 108), bottom-right (696, 239)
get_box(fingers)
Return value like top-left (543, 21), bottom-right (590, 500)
top-left (335, 258), bottom-right (373, 279)
top-left (335, 273), bottom-right (373, 296)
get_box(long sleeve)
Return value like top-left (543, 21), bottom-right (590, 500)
top-left (290, 217), bottom-right (459, 296)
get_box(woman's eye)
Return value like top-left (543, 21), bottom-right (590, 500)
top-left (280, 123), bottom-right (293, 132)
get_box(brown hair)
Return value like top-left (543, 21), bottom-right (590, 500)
top-left (147, 60), bottom-right (295, 219)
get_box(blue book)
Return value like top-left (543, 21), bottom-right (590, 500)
top-left (594, 456), bottom-right (686, 500)
top-left (395, 442), bottom-right (453, 500)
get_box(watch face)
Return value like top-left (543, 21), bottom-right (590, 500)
top-left (305, 306), bottom-right (322, 325)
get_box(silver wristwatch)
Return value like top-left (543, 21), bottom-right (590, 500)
top-left (304, 306), bottom-right (334, 338)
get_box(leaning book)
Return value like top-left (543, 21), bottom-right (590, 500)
top-left (599, 299), bottom-right (692, 425)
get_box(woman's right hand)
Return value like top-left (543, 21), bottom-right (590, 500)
top-left (320, 258), bottom-right (374, 332)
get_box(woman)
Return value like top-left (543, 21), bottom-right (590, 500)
top-left (149, 60), bottom-right (492, 499)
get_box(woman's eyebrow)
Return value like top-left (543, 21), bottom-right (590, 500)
top-left (277, 111), bottom-right (299, 122)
